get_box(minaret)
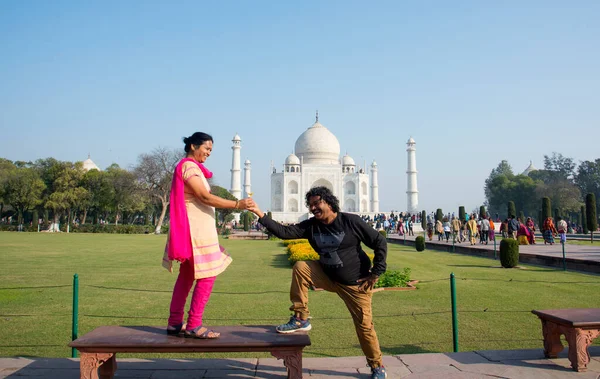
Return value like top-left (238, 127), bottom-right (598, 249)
top-left (230, 134), bottom-right (242, 199)
top-left (243, 159), bottom-right (251, 198)
top-left (406, 137), bottom-right (419, 213)
top-left (370, 160), bottom-right (379, 213)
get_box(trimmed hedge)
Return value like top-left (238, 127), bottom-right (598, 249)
top-left (500, 238), bottom-right (519, 268)
top-left (378, 229), bottom-right (387, 238)
top-left (415, 236), bottom-right (425, 251)
top-left (0, 224), bottom-right (157, 234)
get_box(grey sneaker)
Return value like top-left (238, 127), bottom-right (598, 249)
top-left (276, 315), bottom-right (312, 334)
top-left (370, 366), bottom-right (387, 379)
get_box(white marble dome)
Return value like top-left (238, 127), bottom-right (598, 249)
top-left (82, 155), bottom-right (100, 172)
top-left (285, 153), bottom-right (300, 165)
top-left (294, 120), bottom-right (340, 164)
top-left (407, 137), bottom-right (416, 144)
top-left (342, 153), bottom-right (355, 166)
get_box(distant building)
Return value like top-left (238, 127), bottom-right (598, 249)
top-left (82, 154), bottom-right (100, 172)
top-left (522, 161), bottom-right (537, 176)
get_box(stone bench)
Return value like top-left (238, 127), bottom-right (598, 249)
top-left (69, 325), bottom-right (311, 379)
top-left (531, 308), bottom-right (600, 371)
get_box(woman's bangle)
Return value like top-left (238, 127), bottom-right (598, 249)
top-left (234, 200), bottom-right (239, 209)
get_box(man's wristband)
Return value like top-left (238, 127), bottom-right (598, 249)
top-left (234, 200), bottom-right (239, 209)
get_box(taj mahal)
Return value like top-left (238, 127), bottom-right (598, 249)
top-left (228, 113), bottom-right (420, 223)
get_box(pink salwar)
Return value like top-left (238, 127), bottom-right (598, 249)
top-left (168, 259), bottom-right (216, 330)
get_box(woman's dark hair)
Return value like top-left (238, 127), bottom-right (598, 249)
top-left (305, 186), bottom-right (340, 213)
top-left (183, 132), bottom-right (213, 153)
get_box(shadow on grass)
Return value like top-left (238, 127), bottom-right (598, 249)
top-left (380, 344), bottom-right (436, 355)
top-left (270, 253), bottom-right (292, 269)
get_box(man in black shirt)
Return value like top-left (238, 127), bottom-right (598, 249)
top-left (249, 186), bottom-right (388, 379)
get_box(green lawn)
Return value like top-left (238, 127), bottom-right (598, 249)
top-left (1, 232), bottom-right (599, 359)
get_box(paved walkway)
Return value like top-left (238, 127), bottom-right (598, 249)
top-left (387, 233), bottom-right (600, 273)
top-left (1, 347), bottom-right (599, 378)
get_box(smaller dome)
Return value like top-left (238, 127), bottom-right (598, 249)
top-left (232, 134), bottom-right (241, 141)
top-left (342, 154), bottom-right (355, 166)
top-left (371, 160), bottom-right (378, 167)
top-left (82, 155), bottom-right (100, 172)
top-left (244, 159), bottom-right (251, 164)
top-left (285, 153), bottom-right (300, 165)
top-left (522, 160), bottom-right (537, 176)
top-left (407, 137), bottom-right (415, 144)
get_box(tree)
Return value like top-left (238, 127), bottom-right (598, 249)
top-left (0, 158), bottom-right (17, 219)
top-left (484, 161), bottom-right (514, 217)
top-left (421, 210), bottom-right (426, 229)
top-left (81, 169), bottom-right (113, 224)
top-left (45, 162), bottom-right (88, 231)
top-left (575, 159), bottom-right (600, 215)
top-left (507, 201), bottom-right (516, 218)
top-left (543, 152), bottom-right (576, 180)
top-left (479, 206), bottom-right (486, 219)
top-left (211, 185), bottom-right (238, 227)
top-left (581, 205), bottom-right (588, 234)
top-left (542, 197), bottom-right (551, 221)
top-left (435, 209), bottom-right (443, 222)
top-left (105, 164), bottom-right (143, 225)
top-left (459, 206), bottom-right (465, 221)
top-left (4, 168), bottom-right (45, 224)
top-left (586, 193), bottom-right (597, 242)
top-left (134, 147), bottom-right (180, 234)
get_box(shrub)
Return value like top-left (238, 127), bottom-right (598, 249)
top-left (220, 228), bottom-right (231, 237)
top-left (582, 205), bottom-right (588, 234)
top-left (374, 268), bottom-right (411, 288)
top-left (287, 242), bottom-right (319, 264)
top-left (421, 210), bottom-right (426, 229)
top-left (519, 211), bottom-right (525, 223)
top-left (282, 239), bottom-right (309, 246)
top-left (479, 206), bottom-right (486, 219)
top-left (435, 209), bottom-right (443, 222)
top-left (500, 239), bottom-right (519, 268)
top-left (542, 197), bottom-right (551, 220)
top-left (378, 229), bottom-right (387, 238)
top-left (507, 201), bottom-right (516, 218)
top-left (586, 193), bottom-right (597, 235)
top-left (415, 236), bottom-right (425, 251)
top-left (458, 206), bottom-right (465, 221)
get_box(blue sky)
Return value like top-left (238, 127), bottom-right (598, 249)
top-left (1, 1), bottom-right (599, 214)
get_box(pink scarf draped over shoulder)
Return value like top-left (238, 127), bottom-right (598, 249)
top-left (167, 158), bottom-right (213, 262)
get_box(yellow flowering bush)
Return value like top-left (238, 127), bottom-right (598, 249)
top-left (282, 239), bottom-right (309, 247)
top-left (287, 242), bottom-right (319, 264)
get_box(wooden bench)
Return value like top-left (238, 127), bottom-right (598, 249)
top-left (532, 308), bottom-right (600, 372)
top-left (68, 325), bottom-right (311, 379)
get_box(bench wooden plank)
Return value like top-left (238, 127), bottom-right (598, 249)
top-left (69, 325), bottom-right (310, 379)
top-left (532, 308), bottom-right (600, 327)
top-left (532, 308), bottom-right (600, 372)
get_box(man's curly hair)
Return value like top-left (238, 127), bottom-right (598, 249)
top-left (305, 186), bottom-right (340, 213)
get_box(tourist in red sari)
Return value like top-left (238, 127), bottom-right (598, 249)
top-left (525, 217), bottom-right (536, 244)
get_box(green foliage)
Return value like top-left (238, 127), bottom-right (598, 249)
top-left (479, 206), bottom-right (486, 219)
top-left (421, 210), bottom-right (426, 229)
top-left (519, 211), bottom-right (525, 223)
top-left (243, 211), bottom-right (250, 231)
top-left (500, 239), bottom-right (519, 268)
top-left (435, 208), bottom-right (443, 222)
top-left (581, 205), bottom-right (588, 233)
top-left (374, 268), bottom-right (411, 288)
top-left (541, 197), bottom-right (551, 221)
top-left (553, 208), bottom-right (561, 220)
top-left (220, 228), bottom-right (231, 237)
top-left (61, 224), bottom-right (153, 234)
top-left (378, 229), bottom-right (387, 238)
top-left (538, 210), bottom-right (543, 230)
top-left (415, 235), bottom-right (425, 251)
top-left (507, 201), bottom-right (516, 218)
top-left (459, 206), bottom-right (466, 221)
top-left (586, 193), bottom-right (597, 232)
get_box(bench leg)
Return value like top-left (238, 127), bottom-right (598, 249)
top-left (563, 328), bottom-right (600, 372)
top-left (540, 320), bottom-right (563, 358)
top-left (79, 353), bottom-right (116, 379)
top-left (271, 349), bottom-right (303, 379)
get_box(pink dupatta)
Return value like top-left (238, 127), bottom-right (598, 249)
top-left (167, 158), bottom-right (213, 262)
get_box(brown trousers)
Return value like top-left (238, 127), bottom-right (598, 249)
top-left (289, 260), bottom-right (383, 368)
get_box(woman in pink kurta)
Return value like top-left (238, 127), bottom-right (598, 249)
top-left (163, 132), bottom-right (253, 339)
